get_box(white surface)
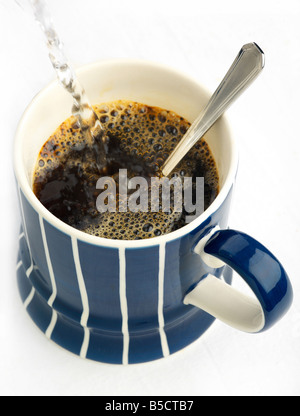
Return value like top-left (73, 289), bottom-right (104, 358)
top-left (0, 0), bottom-right (299, 397)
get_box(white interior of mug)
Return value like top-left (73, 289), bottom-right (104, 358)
top-left (14, 59), bottom-right (238, 247)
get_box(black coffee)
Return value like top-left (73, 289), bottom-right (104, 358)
top-left (33, 100), bottom-right (219, 240)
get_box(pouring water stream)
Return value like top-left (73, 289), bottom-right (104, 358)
top-left (16, 0), bottom-right (107, 169)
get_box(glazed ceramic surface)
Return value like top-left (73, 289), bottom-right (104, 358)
top-left (14, 60), bottom-right (293, 364)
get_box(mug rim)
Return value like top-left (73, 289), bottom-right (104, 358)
top-left (14, 58), bottom-right (239, 248)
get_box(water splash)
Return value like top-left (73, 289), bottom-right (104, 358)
top-left (16, 0), bottom-right (107, 168)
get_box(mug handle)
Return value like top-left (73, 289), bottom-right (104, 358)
top-left (184, 229), bottom-right (293, 333)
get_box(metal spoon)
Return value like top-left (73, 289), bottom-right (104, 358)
top-left (162, 43), bottom-right (265, 177)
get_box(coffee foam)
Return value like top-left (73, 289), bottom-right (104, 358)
top-left (33, 100), bottom-right (219, 240)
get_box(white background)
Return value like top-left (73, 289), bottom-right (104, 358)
top-left (0, 0), bottom-right (299, 396)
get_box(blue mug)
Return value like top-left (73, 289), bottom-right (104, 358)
top-left (14, 60), bottom-right (293, 364)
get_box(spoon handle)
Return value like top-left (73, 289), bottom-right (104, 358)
top-left (162, 43), bottom-right (265, 177)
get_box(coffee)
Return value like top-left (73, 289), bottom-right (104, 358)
top-left (33, 100), bottom-right (219, 240)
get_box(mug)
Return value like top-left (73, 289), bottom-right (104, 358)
top-left (14, 59), bottom-right (293, 364)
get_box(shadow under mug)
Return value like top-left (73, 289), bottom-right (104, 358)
top-left (14, 59), bottom-right (293, 364)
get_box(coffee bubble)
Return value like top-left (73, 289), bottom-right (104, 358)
top-left (33, 100), bottom-right (219, 240)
